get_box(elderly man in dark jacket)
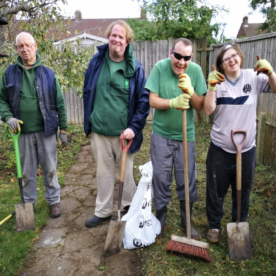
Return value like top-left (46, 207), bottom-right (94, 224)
top-left (83, 20), bottom-right (149, 228)
top-left (0, 32), bottom-right (67, 218)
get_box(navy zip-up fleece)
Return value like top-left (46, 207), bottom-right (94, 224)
top-left (83, 44), bottom-right (150, 154)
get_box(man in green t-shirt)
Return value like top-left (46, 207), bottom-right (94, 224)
top-left (145, 38), bottom-right (207, 239)
top-left (0, 32), bottom-right (68, 218)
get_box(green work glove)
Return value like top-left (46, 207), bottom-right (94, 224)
top-left (177, 73), bottom-right (194, 96)
top-left (170, 93), bottom-right (191, 110)
top-left (254, 59), bottom-right (273, 76)
top-left (208, 70), bottom-right (225, 91)
top-left (6, 118), bottom-right (23, 133)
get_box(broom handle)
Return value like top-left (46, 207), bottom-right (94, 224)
top-left (182, 110), bottom-right (191, 239)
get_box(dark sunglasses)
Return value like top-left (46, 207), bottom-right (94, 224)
top-left (172, 50), bottom-right (191, 61)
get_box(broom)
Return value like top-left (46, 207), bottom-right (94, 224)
top-left (165, 95), bottom-right (211, 262)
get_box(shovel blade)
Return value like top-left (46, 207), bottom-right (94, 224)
top-left (104, 220), bottom-right (126, 257)
top-left (15, 202), bottom-right (35, 232)
top-left (227, 222), bottom-right (252, 260)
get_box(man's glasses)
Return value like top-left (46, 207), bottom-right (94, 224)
top-left (16, 43), bottom-right (34, 50)
top-left (172, 50), bottom-right (191, 61)
top-left (222, 52), bottom-right (239, 64)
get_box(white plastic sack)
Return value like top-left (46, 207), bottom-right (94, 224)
top-left (122, 161), bottom-right (161, 249)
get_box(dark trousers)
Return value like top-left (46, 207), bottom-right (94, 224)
top-left (206, 142), bottom-right (256, 229)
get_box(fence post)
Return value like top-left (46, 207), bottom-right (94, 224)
top-left (256, 112), bottom-right (266, 165)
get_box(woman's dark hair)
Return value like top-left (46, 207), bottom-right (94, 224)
top-left (216, 44), bottom-right (244, 74)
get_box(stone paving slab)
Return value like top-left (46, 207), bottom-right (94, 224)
top-left (45, 253), bottom-right (79, 276)
top-left (35, 228), bottom-right (67, 248)
top-left (60, 185), bottom-right (81, 197)
top-left (61, 197), bottom-right (81, 214)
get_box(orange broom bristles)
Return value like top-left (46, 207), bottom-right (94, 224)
top-left (165, 237), bottom-right (212, 262)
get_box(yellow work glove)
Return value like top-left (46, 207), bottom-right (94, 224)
top-left (170, 93), bottom-right (191, 110)
top-left (177, 73), bottom-right (194, 96)
top-left (6, 118), bottom-right (23, 133)
top-left (254, 59), bottom-right (273, 76)
top-left (208, 70), bottom-right (225, 91)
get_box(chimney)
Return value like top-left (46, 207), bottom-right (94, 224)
top-left (75, 10), bottom-right (82, 22)
top-left (243, 16), bottom-right (248, 25)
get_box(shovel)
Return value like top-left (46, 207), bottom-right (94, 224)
top-left (103, 131), bottom-right (132, 256)
top-left (227, 129), bottom-right (252, 260)
top-left (5, 125), bottom-right (35, 232)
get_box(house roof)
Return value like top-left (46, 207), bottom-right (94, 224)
top-left (53, 32), bottom-right (108, 45)
top-left (47, 11), bottom-right (140, 42)
top-left (236, 16), bottom-right (267, 38)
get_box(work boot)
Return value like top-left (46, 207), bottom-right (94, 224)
top-left (180, 200), bottom-right (200, 240)
top-left (156, 205), bottom-right (167, 232)
top-left (50, 202), bottom-right (61, 218)
top-left (85, 215), bottom-right (112, 228)
top-left (207, 229), bottom-right (220, 243)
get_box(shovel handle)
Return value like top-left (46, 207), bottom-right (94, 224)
top-left (120, 131), bottom-right (133, 153)
top-left (5, 125), bottom-right (22, 178)
top-left (118, 132), bottom-right (133, 217)
top-left (231, 129), bottom-right (247, 154)
top-left (231, 129), bottom-right (247, 223)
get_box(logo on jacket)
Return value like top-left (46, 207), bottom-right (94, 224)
top-left (243, 84), bottom-right (252, 93)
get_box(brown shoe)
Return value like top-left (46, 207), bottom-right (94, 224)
top-left (50, 203), bottom-right (61, 218)
top-left (207, 229), bottom-right (220, 243)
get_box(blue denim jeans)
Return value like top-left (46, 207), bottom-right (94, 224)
top-left (18, 131), bottom-right (60, 205)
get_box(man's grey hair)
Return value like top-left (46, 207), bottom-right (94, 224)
top-left (16, 32), bottom-right (35, 45)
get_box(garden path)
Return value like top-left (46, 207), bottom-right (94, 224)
top-left (19, 144), bottom-right (140, 276)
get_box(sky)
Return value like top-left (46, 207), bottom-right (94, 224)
top-left (59, 0), bottom-right (265, 39)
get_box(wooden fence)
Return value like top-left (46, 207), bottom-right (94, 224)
top-left (63, 38), bottom-right (200, 123)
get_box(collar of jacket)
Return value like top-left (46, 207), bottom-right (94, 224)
top-left (97, 43), bottom-right (135, 78)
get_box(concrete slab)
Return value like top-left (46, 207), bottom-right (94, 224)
top-left (79, 178), bottom-right (97, 186)
top-left (70, 163), bottom-right (89, 173)
top-left (60, 185), bottom-right (80, 197)
top-left (74, 207), bottom-right (95, 228)
top-left (61, 198), bottom-right (81, 214)
top-left (61, 230), bottom-right (95, 254)
top-left (72, 245), bottom-right (104, 266)
top-left (82, 195), bottom-right (96, 207)
top-left (88, 222), bottom-right (109, 237)
top-left (35, 228), bottom-right (67, 248)
top-left (71, 186), bottom-right (91, 201)
top-left (64, 209), bottom-right (82, 223)
top-left (45, 253), bottom-right (79, 276)
top-left (74, 263), bottom-right (105, 276)
top-left (19, 247), bottom-right (63, 274)
top-left (44, 215), bottom-right (66, 230)
top-left (79, 173), bottom-right (94, 181)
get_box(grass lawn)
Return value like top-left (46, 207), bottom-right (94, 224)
top-left (0, 121), bottom-right (276, 276)
top-left (134, 122), bottom-right (276, 276)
